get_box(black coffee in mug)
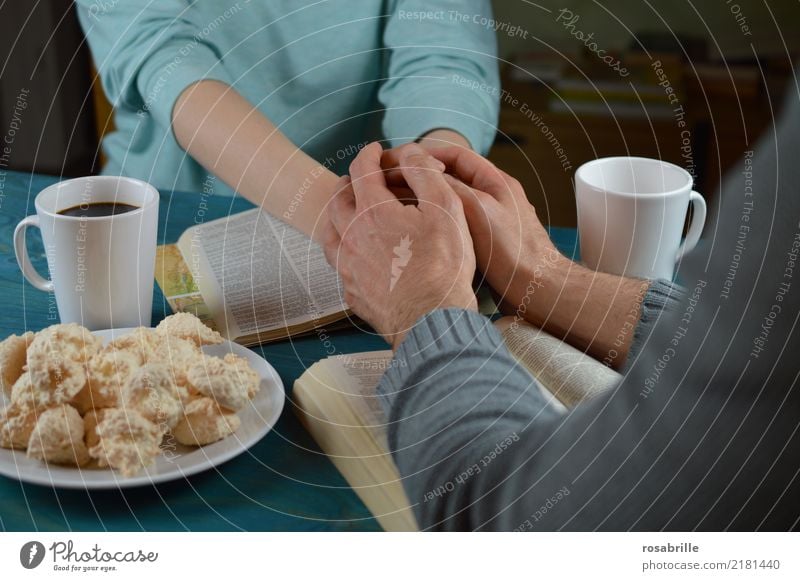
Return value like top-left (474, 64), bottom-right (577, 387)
top-left (58, 201), bottom-right (140, 218)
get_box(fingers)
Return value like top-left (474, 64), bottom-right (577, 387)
top-left (398, 143), bottom-right (456, 210)
top-left (348, 142), bottom-right (398, 210)
top-left (382, 146), bottom-right (444, 187)
top-left (321, 216), bottom-right (341, 269)
top-left (388, 186), bottom-right (418, 206)
top-left (426, 147), bottom-right (516, 204)
top-left (327, 175), bottom-right (356, 236)
top-left (442, 173), bottom-right (495, 220)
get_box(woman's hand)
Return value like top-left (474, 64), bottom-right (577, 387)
top-left (322, 143), bottom-right (477, 349)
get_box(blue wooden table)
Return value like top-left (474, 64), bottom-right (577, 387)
top-left (0, 169), bottom-right (577, 531)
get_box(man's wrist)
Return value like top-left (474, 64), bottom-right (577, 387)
top-left (390, 291), bottom-right (478, 350)
top-left (505, 247), bottom-right (571, 320)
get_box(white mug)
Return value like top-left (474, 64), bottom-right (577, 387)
top-left (14, 176), bottom-right (159, 330)
top-left (575, 157), bottom-right (707, 280)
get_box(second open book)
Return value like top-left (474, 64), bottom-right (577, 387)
top-left (155, 208), bottom-right (349, 345)
top-left (294, 316), bottom-right (621, 531)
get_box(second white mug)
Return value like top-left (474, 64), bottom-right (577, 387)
top-left (13, 176), bottom-right (159, 330)
top-left (575, 157), bottom-right (706, 280)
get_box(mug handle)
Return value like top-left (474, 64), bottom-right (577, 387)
top-left (675, 191), bottom-right (707, 262)
top-left (13, 215), bottom-right (54, 292)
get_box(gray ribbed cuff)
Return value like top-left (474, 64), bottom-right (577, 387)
top-left (377, 308), bottom-right (503, 412)
top-left (627, 279), bottom-right (686, 366)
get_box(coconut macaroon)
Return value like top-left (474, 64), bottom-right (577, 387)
top-left (83, 408), bottom-right (109, 450)
top-left (0, 316), bottom-right (261, 476)
top-left (223, 353), bottom-right (261, 399)
top-left (73, 348), bottom-right (141, 413)
top-left (24, 357), bottom-right (87, 410)
top-left (107, 327), bottom-right (163, 365)
top-left (26, 324), bottom-right (99, 404)
top-left (158, 335), bottom-right (203, 403)
top-left (186, 355), bottom-right (251, 412)
top-left (27, 323), bottom-right (100, 367)
top-left (0, 331), bottom-right (34, 394)
top-left (120, 363), bottom-right (182, 431)
top-left (88, 408), bottom-right (162, 477)
top-left (172, 397), bottom-right (241, 446)
top-left (26, 404), bottom-right (89, 466)
top-left (156, 312), bottom-right (223, 347)
top-left (0, 401), bottom-right (38, 450)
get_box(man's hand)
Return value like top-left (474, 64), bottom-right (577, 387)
top-left (384, 145), bottom-right (651, 368)
top-left (385, 146), bottom-right (567, 311)
top-left (323, 142), bottom-right (477, 350)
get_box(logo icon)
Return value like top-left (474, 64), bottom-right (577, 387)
top-left (390, 235), bottom-right (413, 292)
top-left (20, 541), bottom-right (45, 569)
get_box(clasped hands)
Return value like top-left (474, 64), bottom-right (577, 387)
top-left (320, 142), bottom-right (568, 350)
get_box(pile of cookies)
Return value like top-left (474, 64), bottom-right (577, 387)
top-left (0, 313), bottom-right (260, 477)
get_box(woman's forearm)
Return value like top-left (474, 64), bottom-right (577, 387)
top-left (418, 129), bottom-right (471, 150)
top-left (171, 80), bottom-right (338, 240)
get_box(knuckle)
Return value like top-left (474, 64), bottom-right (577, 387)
top-left (340, 232), bottom-right (359, 252)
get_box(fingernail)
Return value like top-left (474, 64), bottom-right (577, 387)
top-left (404, 143), bottom-right (426, 156)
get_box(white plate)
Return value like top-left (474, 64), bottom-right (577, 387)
top-left (0, 328), bottom-right (285, 489)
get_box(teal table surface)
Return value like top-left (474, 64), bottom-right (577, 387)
top-left (0, 169), bottom-right (577, 532)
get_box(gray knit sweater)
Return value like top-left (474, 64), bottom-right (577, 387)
top-left (377, 92), bottom-right (800, 531)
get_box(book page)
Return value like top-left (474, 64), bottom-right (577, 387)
top-left (495, 317), bottom-right (620, 408)
top-left (294, 357), bottom-right (418, 531)
top-left (154, 244), bottom-right (219, 330)
top-left (325, 351), bottom-right (394, 429)
top-left (312, 351), bottom-right (395, 454)
top-left (180, 209), bottom-right (346, 336)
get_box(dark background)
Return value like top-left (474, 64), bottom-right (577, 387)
top-left (0, 0), bottom-right (797, 226)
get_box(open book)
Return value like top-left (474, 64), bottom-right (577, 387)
top-left (155, 209), bottom-right (349, 346)
top-left (293, 316), bottom-right (621, 531)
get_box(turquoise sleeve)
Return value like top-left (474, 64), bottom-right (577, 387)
top-left (379, 0), bottom-right (500, 154)
top-left (75, 0), bottom-right (233, 130)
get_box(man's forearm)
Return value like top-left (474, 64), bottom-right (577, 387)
top-left (172, 80), bottom-right (338, 240)
top-left (516, 254), bottom-right (652, 368)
